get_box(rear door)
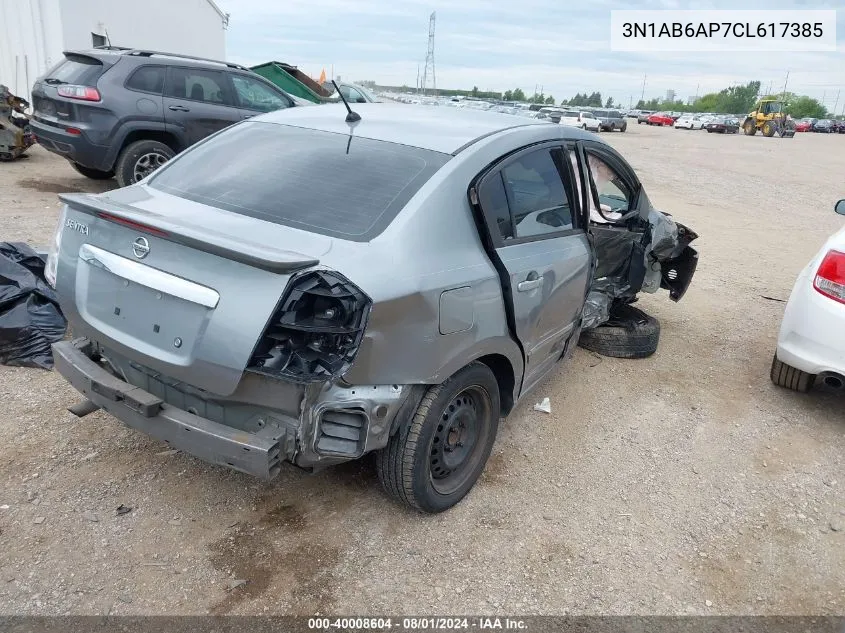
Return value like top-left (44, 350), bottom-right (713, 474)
top-left (474, 143), bottom-right (592, 393)
top-left (162, 66), bottom-right (241, 146)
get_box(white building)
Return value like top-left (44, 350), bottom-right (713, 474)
top-left (665, 89), bottom-right (675, 103)
top-left (0, 0), bottom-right (229, 99)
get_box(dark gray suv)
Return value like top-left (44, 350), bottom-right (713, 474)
top-left (30, 48), bottom-right (300, 187)
top-left (591, 108), bottom-right (626, 132)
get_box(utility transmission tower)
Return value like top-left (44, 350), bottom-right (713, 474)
top-left (421, 12), bottom-right (436, 95)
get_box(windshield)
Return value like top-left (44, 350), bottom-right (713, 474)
top-left (356, 84), bottom-right (378, 102)
top-left (150, 122), bottom-right (450, 241)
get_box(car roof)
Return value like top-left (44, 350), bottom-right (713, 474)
top-left (257, 103), bottom-right (595, 154)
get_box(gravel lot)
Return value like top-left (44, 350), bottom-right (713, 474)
top-left (1, 124), bottom-right (844, 616)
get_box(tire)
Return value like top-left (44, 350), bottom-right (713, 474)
top-left (620, 123), bottom-right (627, 132)
top-left (770, 354), bottom-right (815, 393)
top-left (762, 121), bottom-right (776, 137)
top-left (114, 140), bottom-right (175, 188)
top-left (706, 128), bottom-right (712, 133)
top-left (376, 362), bottom-right (500, 513)
top-left (70, 162), bottom-right (114, 180)
top-left (743, 119), bottom-right (757, 136)
top-left (581, 124), bottom-right (587, 130)
top-left (578, 303), bottom-right (660, 359)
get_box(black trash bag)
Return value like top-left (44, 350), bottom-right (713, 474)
top-left (0, 242), bottom-right (67, 369)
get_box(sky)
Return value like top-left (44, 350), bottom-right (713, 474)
top-left (220, 0), bottom-right (845, 112)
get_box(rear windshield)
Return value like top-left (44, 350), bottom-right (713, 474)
top-left (149, 122), bottom-right (450, 241)
top-left (46, 55), bottom-right (104, 85)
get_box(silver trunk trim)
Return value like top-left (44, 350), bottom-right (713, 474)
top-left (79, 243), bottom-right (220, 308)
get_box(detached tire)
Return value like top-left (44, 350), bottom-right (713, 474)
top-left (377, 362), bottom-right (500, 513)
top-left (115, 140), bottom-right (175, 188)
top-left (70, 162), bottom-right (114, 180)
top-left (770, 354), bottom-right (815, 393)
top-left (578, 303), bottom-right (660, 359)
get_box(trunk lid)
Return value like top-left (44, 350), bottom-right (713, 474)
top-left (57, 187), bottom-right (332, 396)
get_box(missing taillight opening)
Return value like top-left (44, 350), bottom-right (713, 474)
top-left (813, 250), bottom-right (845, 304)
top-left (248, 271), bottom-right (371, 382)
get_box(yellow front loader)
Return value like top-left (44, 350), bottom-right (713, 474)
top-left (742, 99), bottom-right (796, 138)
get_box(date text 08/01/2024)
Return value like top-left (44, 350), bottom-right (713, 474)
top-left (307, 617), bottom-right (528, 630)
top-left (621, 22), bottom-right (824, 38)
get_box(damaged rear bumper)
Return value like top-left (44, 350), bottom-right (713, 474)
top-left (53, 338), bottom-right (285, 478)
top-left (52, 338), bottom-right (420, 479)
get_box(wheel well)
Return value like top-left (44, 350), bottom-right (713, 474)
top-left (119, 130), bottom-right (181, 155)
top-left (476, 354), bottom-right (516, 415)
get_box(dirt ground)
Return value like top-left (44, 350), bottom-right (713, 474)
top-left (1, 124), bottom-right (844, 617)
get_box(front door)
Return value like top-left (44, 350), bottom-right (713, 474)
top-left (475, 144), bottom-right (592, 394)
top-left (162, 66), bottom-right (241, 147)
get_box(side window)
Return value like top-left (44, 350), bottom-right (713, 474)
top-left (126, 66), bottom-right (165, 95)
top-left (164, 67), bottom-right (230, 105)
top-left (584, 151), bottom-right (633, 222)
top-left (231, 75), bottom-right (291, 112)
top-left (477, 172), bottom-right (513, 241)
top-left (345, 87), bottom-right (365, 103)
top-left (502, 147), bottom-right (573, 239)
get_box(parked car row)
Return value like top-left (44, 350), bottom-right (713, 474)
top-left (795, 118), bottom-right (845, 133)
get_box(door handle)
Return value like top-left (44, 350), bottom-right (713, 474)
top-left (168, 105), bottom-right (190, 112)
top-left (517, 272), bottom-right (543, 292)
top-left (242, 114), bottom-right (254, 119)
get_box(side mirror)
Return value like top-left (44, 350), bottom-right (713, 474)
top-left (356, 97), bottom-right (366, 103)
top-left (835, 200), bottom-right (845, 216)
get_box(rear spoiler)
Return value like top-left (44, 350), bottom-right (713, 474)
top-left (58, 193), bottom-right (319, 274)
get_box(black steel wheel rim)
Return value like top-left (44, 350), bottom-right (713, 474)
top-left (429, 385), bottom-right (492, 496)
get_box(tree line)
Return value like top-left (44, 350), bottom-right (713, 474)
top-left (632, 81), bottom-right (831, 118)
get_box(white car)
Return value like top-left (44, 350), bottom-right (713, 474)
top-left (772, 199), bottom-right (845, 392)
top-left (674, 115), bottom-right (704, 130)
top-left (558, 110), bottom-right (601, 131)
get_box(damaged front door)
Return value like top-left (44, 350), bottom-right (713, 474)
top-left (578, 142), bottom-right (650, 293)
top-left (473, 143), bottom-right (591, 394)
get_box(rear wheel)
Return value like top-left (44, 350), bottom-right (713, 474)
top-left (70, 162), bottom-right (114, 180)
top-left (620, 122), bottom-right (627, 132)
top-left (115, 140), bottom-right (175, 188)
top-left (578, 303), bottom-right (660, 359)
top-left (581, 123), bottom-right (587, 130)
top-left (770, 354), bottom-right (815, 393)
top-left (377, 362), bottom-right (500, 513)
top-left (743, 119), bottom-right (757, 135)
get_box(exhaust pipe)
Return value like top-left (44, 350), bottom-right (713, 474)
top-left (819, 372), bottom-right (845, 391)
